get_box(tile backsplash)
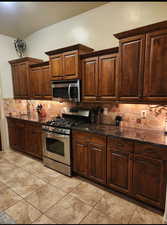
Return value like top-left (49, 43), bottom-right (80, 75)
top-left (3, 99), bottom-right (167, 131)
top-left (101, 103), bottom-right (167, 131)
top-left (3, 99), bottom-right (73, 118)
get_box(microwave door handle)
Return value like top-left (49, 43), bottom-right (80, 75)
top-left (68, 84), bottom-right (72, 100)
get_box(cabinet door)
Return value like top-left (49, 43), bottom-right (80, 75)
top-left (25, 123), bottom-right (42, 159)
top-left (30, 67), bottom-right (42, 99)
top-left (7, 119), bottom-right (17, 150)
top-left (50, 54), bottom-right (63, 80)
top-left (107, 148), bottom-right (133, 194)
top-left (118, 34), bottom-right (145, 100)
top-left (144, 29), bottom-right (167, 101)
top-left (8, 120), bottom-right (26, 152)
top-left (82, 57), bottom-right (98, 102)
top-left (15, 121), bottom-right (26, 152)
top-left (63, 50), bottom-right (79, 79)
top-left (18, 62), bottom-right (29, 98)
top-left (133, 155), bottom-right (166, 209)
top-left (73, 140), bottom-right (88, 177)
top-left (88, 143), bottom-right (106, 184)
top-left (41, 65), bottom-right (52, 100)
top-left (98, 54), bottom-right (118, 101)
top-left (12, 63), bottom-right (29, 99)
top-left (12, 64), bottom-right (21, 98)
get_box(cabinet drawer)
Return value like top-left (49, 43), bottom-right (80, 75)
top-left (72, 130), bottom-right (106, 146)
top-left (72, 130), bottom-right (91, 142)
top-left (25, 121), bottom-right (42, 129)
top-left (14, 120), bottom-right (25, 128)
top-left (90, 134), bottom-right (106, 146)
top-left (135, 142), bottom-right (167, 160)
top-left (108, 137), bottom-right (134, 153)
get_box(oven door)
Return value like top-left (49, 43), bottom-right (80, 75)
top-left (43, 131), bottom-right (70, 166)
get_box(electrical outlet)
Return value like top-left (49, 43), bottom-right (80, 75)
top-left (136, 118), bottom-right (141, 124)
top-left (141, 110), bottom-right (147, 119)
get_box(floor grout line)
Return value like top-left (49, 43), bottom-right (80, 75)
top-left (31, 213), bottom-right (56, 225)
top-left (23, 187), bottom-right (69, 215)
top-left (79, 193), bottom-right (104, 224)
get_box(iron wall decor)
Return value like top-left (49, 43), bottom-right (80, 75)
top-left (14, 38), bottom-right (26, 58)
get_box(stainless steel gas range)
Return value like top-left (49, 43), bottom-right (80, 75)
top-left (42, 108), bottom-right (90, 176)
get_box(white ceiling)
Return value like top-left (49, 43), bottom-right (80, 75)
top-left (0, 2), bottom-right (106, 38)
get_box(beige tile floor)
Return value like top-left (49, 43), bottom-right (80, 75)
top-left (0, 149), bottom-right (164, 224)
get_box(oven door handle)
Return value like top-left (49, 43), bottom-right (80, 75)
top-left (44, 132), bottom-right (69, 139)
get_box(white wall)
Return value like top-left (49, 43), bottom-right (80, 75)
top-left (0, 34), bottom-right (18, 150)
top-left (0, 34), bottom-right (18, 98)
top-left (26, 2), bottom-right (167, 60)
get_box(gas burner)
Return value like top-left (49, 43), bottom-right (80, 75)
top-left (43, 109), bottom-right (90, 135)
top-left (45, 117), bottom-right (82, 129)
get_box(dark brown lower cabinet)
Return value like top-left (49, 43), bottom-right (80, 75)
top-left (88, 139), bottom-right (106, 185)
top-left (133, 142), bottom-right (167, 209)
top-left (72, 131), bottom-right (89, 177)
top-left (72, 130), bottom-right (167, 210)
top-left (7, 118), bottom-right (42, 159)
top-left (107, 149), bottom-right (133, 194)
top-left (133, 155), bottom-right (165, 209)
top-left (7, 118), bottom-right (16, 150)
top-left (25, 123), bottom-right (42, 159)
top-left (107, 137), bottom-right (134, 194)
top-left (72, 131), bottom-right (106, 184)
top-left (73, 140), bottom-right (88, 177)
top-left (8, 118), bottom-right (26, 152)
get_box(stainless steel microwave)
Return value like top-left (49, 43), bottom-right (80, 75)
top-left (51, 79), bottom-right (80, 102)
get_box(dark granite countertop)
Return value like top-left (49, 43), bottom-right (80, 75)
top-left (6, 114), bottom-right (167, 147)
top-left (6, 114), bottom-right (54, 125)
top-left (72, 124), bottom-right (167, 147)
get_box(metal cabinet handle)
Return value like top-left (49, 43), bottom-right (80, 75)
top-left (117, 143), bottom-right (124, 147)
top-left (145, 149), bottom-right (156, 154)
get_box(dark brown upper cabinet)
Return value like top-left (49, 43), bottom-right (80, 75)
top-left (45, 44), bottom-right (94, 81)
top-left (9, 57), bottom-right (43, 99)
top-left (81, 47), bottom-right (119, 102)
top-left (114, 20), bottom-right (167, 102)
top-left (29, 61), bottom-right (52, 100)
top-left (116, 35), bottom-right (145, 100)
top-left (49, 54), bottom-right (63, 80)
top-left (81, 56), bottom-right (98, 102)
top-left (63, 50), bottom-right (79, 78)
top-left (144, 28), bottom-right (167, 101)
